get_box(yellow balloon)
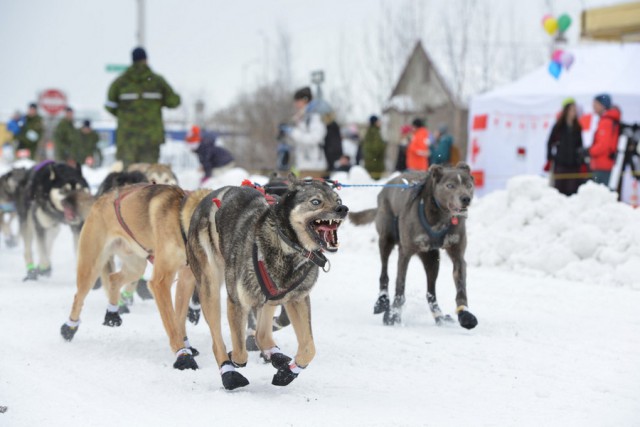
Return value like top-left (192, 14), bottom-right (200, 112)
top-left (543, 17), bottom-right (558, 35)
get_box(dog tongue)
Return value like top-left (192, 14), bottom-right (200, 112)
top-left (316, 223), bottom-right (338, 231)
top-left (64, 206), bottom-right (75, 221)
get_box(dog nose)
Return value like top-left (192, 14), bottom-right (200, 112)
top-left (335, 204), bottom-right (349, 217)
top-left (460, 196), bottom-right (471, 207)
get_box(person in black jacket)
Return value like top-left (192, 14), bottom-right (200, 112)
top-left (545, 98), bottom-right (584, 196)
top-left (193, 132), bottom-right (235, 182)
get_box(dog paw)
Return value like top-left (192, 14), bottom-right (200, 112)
top-left (173, 353), bottom-right (199, 370)
top-left (23, 269), bottom-right (38, 281)
top-left (383, 308), bottom-right (401, 325)
top-left (60, 323), bottom-right (78, 341)
top-left (189, 347), bottom-right (199, 357)
top-left (188, 307), bottom-right (200, 325)
top-left (458, 310), bottom-right (478, 330)
top-left (135, 279), bottom-right (154, 300)
top-left (373, 294), bottom-right (390, 314)
top-left (102, 311), bottom-right (122, 327)
top-left (272, 367), bottom-right (298, 386)
top-left (246, 334), bottom-right (260, 352)
top-left (221, 370), bottom-right (249, 390)
top-left (435, 314), bottom-right (455, 326)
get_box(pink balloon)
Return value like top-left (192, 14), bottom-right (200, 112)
top-left (560, 51), bottom-right (575, 69)
top-left (551, 49), bottom-right (564, 63)
top-left (541, 14), bottom-right (553, 26)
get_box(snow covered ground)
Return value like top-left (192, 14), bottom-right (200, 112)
top-left (1, 165), bottom-right (639, 426)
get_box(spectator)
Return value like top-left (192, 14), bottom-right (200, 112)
top-left (544, 98), bottom-right (584, 196)
top-left (193, 132), bottom-right (235, 181)
top-left (105, 47), bottom-right (181, 167)
top-left (54, 107), bottom-right (81, 166)
top-left (406, 118), bottom-right (429, 172)
top-left (429, 124), bottom-right (453, 165)
top-left (7, 110), bottom-right (23, 138)
top-left (362, 115), bottom-right (386, 179)
top-left (341, 124), bottom-right (360, 167)
top-left (323, 112), bottom-right (343, 174)
top-left (79, 120), bottom-right (100, 166)
top-left (286, 86), bottom-right (327, 177)
top-left (16, 103), bottom-right (44, 160)
top-left (395, 124), bottom-right (412, 172)
top-left (334, 155), bottom-right (352, 173)
top-left (588, 94), bottom-right (621, 186)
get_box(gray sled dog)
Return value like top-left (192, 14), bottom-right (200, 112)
top-left (349, 162), bottom-right (478, 329)
top-left (186, 177), bottom-right (348, 390)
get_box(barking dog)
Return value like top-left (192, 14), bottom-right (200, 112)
top-left (349, 163), bottom-right (478, 329)
top-left (60, 184), bottom-right (211, 370)
top-left (186, 177), bottom-right (348, 390)
top-left (16, 161), bottom-right (92, 280)
top-left (0, 168), bottom-right (28, 248)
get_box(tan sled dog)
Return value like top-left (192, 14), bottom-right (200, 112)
top-left (60, 184), bottom-right (210, 369)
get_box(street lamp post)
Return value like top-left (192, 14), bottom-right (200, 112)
top-left (136, 0), bottom-right (146, 47)
top-left (311, 70), bottom-right (325, 100)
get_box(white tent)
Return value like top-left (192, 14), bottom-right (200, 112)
top-left (467, 43), bottom-right (640, 197)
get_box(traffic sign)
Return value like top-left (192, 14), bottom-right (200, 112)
top-left (39, 89), bottom-right (67, 116)
top-left (106, 64), bottom-right (128, 73)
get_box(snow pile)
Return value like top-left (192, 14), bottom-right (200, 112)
top-left (466, 176), bottom-right (640, 288)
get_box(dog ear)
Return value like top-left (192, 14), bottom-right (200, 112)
top-left (455, 162), bottom-right (471, 174)
top-left (428, 164), bottom-right (444, 182)
top-left (48, 164), bottom-right (56, 181)
top-left (286, 171), bottom-right (298, 188)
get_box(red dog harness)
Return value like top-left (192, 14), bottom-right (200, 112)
top-left (113, 184), bottom-right (155, 263)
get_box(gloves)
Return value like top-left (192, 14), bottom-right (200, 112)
top-left (543, 160), bottom-right (551, 172)
top-left (26, 130), bottom-right (39, 142)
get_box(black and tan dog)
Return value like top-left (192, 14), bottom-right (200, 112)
top-left (16, 161), bottom-right (93, 280)
top-left (60, 183), bottom-right (210, 370)
top-left (186, 177), bottom-right (348, 390)
top-left (349, 162), bottom-right (478, 330)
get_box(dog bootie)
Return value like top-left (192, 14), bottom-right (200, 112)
top-left (60, 320), bottom-right (80, 341)
top-left (23, 267), bottom-right (38, 281)
top-left (5, 236), bottom-right (17, 248)
top-left (37, 266), bottom-right (52, 277)
top-left (383, 307), bottom-right (401, 325)
top-left (103, 310), bottom-right (122, 327)
top-left (457, 307), bottom-right (478, 330)
top-left (173, 348), bottom-right (198, 370)
top-left (373, 293), bottom-right (390, 314)
top-left (272, 362), bottom-right (301, 387)
top-left (220, 361), bottom-right (249, 390)
top-left (135, 278), bottom-right (154, 300)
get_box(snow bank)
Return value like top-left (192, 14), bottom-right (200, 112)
top-left (467, 176), bottom-right (640, 288)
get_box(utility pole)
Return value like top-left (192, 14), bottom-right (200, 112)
top-left (136, 0), bottom-right (146, 47)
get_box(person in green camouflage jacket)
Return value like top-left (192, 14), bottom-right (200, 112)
top-left (362, 115), bottom-right (386, 179)
top-left (105, 47), bottom-right (181, 165)
top-left (16, 103), bottom-right (44, 160)
top-left (54, 107), bottom-right (82, 165)
top-left (78, 120), bottom-right (100, 165)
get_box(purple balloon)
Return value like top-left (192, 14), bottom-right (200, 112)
top-left (560, 51), bottom-right (575, 70)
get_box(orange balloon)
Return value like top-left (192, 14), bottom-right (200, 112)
top-left (543, 17), bottom-right (558, 35)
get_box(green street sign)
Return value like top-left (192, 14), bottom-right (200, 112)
top-left (105, 64), bottom-right (128, 73)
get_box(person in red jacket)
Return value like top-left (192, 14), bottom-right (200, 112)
top-left (589, 94), bottom-right (621, 186)
top-left (406, 118), bottom-right (429, 171)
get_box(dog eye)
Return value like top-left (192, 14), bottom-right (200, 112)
top-left (311, 199), bottom-right (321, 206)
top-left (446, 183), bottom-right (455, 189)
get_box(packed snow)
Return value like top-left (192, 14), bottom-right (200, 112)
top-left (1, 163), bottom-right (639, 426)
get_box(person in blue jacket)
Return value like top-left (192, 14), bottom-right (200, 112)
top-left (429, 124), bottom-right (454, 165)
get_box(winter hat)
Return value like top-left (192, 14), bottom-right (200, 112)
top-left (82, 120), bottom-right (91, 128)
top-left (369, 115), bottom-right (379, 126)
top-left (28, 102), bottom-right (37, 109)
top-left (594, 93), bottom-right (611, 110)
top-left (65, 106), bottom-right (73, 113)
top-left (438, 123), bottom-right (448, 134)
top-left (412, 118), bottom-right (425, 128)
top-left (132, 47), bottom-right (147, 62)
top-left (561, 97), bottom-right (575, 108)
top-left (400, 125), bottom-right (412, 136)
top-left (293, 87), bottom-right (312, 102)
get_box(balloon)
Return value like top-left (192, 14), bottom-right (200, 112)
top-left (541, 14), bottom-right (553, 26)
top-left (543, 17), bottom-right (558, 35)
top-left (560, 51), bottom-right (575, 70)
top-left (548, 61), bottom-right (562, 79)
top-left (558, 14), bottom-right (572, 32)
top-left (552, 49), bottom-right (564, 63)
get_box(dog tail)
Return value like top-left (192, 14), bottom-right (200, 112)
top-left (348, 208), bottom-right (377, 225)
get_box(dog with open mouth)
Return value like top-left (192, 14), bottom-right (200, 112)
top-left (186, 176), bottom-right (348, 390)
top-left (15, 161), bottom-right (93, 280)
top-left (349, 162), bottom-right (478, 330)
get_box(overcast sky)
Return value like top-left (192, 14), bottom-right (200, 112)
top-left (0, 0), bottom-right (626, 123)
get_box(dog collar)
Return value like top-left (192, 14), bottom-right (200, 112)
top-left (276, 227), bottom-right (328, 271)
